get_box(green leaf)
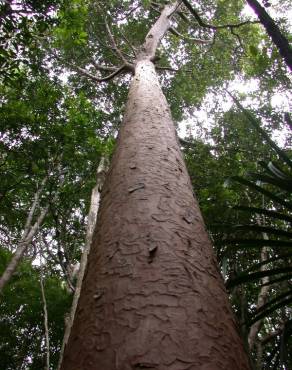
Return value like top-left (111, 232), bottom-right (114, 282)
top-left (226, 267), bottom-right (292, 289)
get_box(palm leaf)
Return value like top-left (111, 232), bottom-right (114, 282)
top-left (229, 224), bottom-right (292, 239)
top-left (226, 266), bottom-right (292, 289)
top-left (228, 93), bottom-right (292, 169)
top-left (221, 238), bottom-right (292, 249)
top-left (248, 296), bottom-right (292, 326)
top-left (234, 206), bottom-right (292, 224)
top-left (245, 252), bottom-right (292, 273)
top-left (260, 273), bottom-right (292, 287)
top-left (255, 290), bottom-right (292, 314)
top-left (231, 176), bottom-right (292, 210)
top-left (267, 161), bottom-right (291, 180)
top-left (249, 173), bottom-right (292, 192)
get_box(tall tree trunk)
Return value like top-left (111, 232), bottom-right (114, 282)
top-left (246, 0), bottom-right (292, 71)
top-left (61, 2), bottom-right (250, 369)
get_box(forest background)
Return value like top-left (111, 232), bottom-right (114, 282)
top-left (0, 0), bottom-right (291, 369)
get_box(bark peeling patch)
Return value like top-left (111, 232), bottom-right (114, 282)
top-left (128, 183), bottom-right (145, 193)
top-left (148, 245), bottom-right (158, 263)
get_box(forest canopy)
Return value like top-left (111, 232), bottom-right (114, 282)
top-left (0, 0), bottom-right (291, 369)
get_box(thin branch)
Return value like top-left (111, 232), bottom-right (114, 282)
top-left (177, 10), bottom-right (190, 23)
top-left (150, 4), bottom-right (161, 15)
top-left (119, 30), bottom-right (137, 57)
top-left (104, 18), bottom-right (129, 65)
top-left (169, 0), bottom-right (183, 18)
top-left (117, 4), bottom-right (139, 21)
top-left (40, 258), bottom-right (50, 370)
top-left (182, 0), bottom-right (259, 30)
top-left (70, 64), bottom-right (127, 83)
top-left (169, 27), bottom-right (211, 44)
top-left (23, 176), bottom-right (48, 239)
top-left (90, 60), bottom-right (117, 72)
top-left (0, 204), bottom-right (49, 293)
top-left (230, 27), bottom-right (244, 51)
top-left (156, 65), bottom-right (178, 72)
top-left (52, 50), bottom-right (130, 83)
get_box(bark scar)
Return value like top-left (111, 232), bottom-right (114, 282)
top-left (128, 183), bottom-right (145, 193)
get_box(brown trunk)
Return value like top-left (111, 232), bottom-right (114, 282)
top-left (61, 2), bottom-right (250, 369)
top-left (61, 59), bottom-right (250, 370)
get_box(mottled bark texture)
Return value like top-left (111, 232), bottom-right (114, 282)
top-left (60, 59), bottom-right (250, 370)
top-left (60, 2), bottom-right (250, 369)
top-left (246, 0), bottom-right (292, 71)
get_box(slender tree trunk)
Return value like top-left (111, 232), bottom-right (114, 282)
top-left (40, 266), bottom-right (50, 370)
top-left (0, 203), bottom-right (49, 292)
top-left (57, 157), bottom-right (108, 369)
top-left (61, 3), bottom-right (250, 369)
top-left (246, 0), bottom-right (292, 71)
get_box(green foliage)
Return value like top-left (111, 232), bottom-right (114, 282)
top-left (0, 0), bottom-right (62, 84)
top-left (218, 105), bottom-right (292, 369)
top-left (0, 248), bottom-right (72, 369)
top-left (54, 0), bottom-right (89, 53)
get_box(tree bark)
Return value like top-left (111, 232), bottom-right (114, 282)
top-left (246, 0), bottom-right (292, 71)
top-left (60, 2), bottom-right (250, 369)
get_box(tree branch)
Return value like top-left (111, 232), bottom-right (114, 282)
top-left (71, 64), bottom-right (128, 83)
top-left (90, 60), bottom-right (118, 72)
top-left (104, 18), bottom-right (130, 65)
top-left (182, 0), bottom-right (259, 30)
top-left (119, 30), bottom-right (137, 57)
top-left (156, 65), bottom-right (178, 72)
top-left (23, 176), bottom-right (48, 240)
